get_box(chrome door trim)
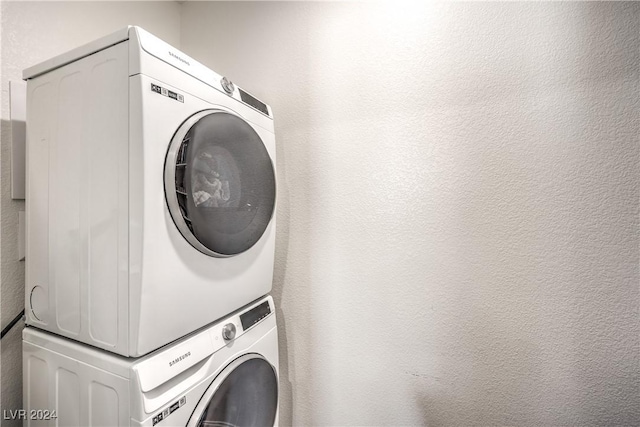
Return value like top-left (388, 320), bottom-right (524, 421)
top-left (164, 109), bottom-right (276, 258)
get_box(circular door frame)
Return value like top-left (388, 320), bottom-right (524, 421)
top-left (164, 108), bottom-right (276, 258)
top-left (186, 353), bottom-right (279, 427)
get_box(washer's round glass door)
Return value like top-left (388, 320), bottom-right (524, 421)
top-left (165, 110), bottom-right (276, 257)
top-left (188, 355), bottom-right (278, 427)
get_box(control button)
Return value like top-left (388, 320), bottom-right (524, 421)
top-left (222, 323), bottom-right (236, 341)
top-left (221, 77), bottom-right (235, 94)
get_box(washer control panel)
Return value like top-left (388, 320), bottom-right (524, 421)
top-left (134, 296), bottom-right (274, 398)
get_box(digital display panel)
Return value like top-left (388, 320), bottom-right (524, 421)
top-left (239, 89), bottom-right (269, 116)
top-left (240, 301), bottom-right (271, 330)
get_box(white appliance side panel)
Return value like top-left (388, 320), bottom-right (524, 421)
top-left (23, 27), bottom-right (130, 79)
top-left (25, 41), bottom-right (130, 354)
top-left (129, 74), bottom-right (276, 357)
top-left (24, 353), bottom-right (49, 427)
top-left (57, 367), bottom-right (81, 426)
top-left (89, 381), bottom-right (127, 426)
top-left (53, 71), bottom-right (83, 334)
top-left (85, 43), bottom-right (130, 350)
top-left (128, 70), bottom-right (146, 357)
top-left (23, 339), bottom-right (131, 427)
top-left (25, 80), bottom-right (53, 327)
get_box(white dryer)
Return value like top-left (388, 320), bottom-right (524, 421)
top-left (24, 27), bottom-right (277, 356)
top-left (23, 296), bottom-right (279, 427)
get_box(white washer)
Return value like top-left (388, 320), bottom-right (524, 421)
top-left (23, 296), bottom-right (279, 427)
top-left (24, 27), bottom-right (277, 356)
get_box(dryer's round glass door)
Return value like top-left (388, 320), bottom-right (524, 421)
top-left (165, 110), bottom-right (276, 257)
top-left (191, 356), bottom-right (278, 427)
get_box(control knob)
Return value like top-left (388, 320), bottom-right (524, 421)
top-left (222, 323), bottom-right (236, 341)
top-left (220, 77), bottom-right (235, 94)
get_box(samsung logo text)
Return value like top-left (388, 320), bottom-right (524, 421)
top-left (169, 51), bottom-right (190, 66)
top-left (169, 351), bottom-right (191, 367)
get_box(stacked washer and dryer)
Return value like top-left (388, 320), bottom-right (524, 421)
top-left (23, 27), bottom-right (279, 426)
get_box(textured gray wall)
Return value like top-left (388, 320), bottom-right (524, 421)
top-left (0, 2), bottom-right (181, 420)
top-left (180, 2), bottom-right (639, 425)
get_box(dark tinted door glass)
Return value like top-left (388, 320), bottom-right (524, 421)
top-left (172, 112), bottom-right (276, 256)
top-left (196, 358), bottom-right (278, 427)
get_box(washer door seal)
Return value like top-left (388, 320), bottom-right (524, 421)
top-left (165, 110), bottom-right (276, 257)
